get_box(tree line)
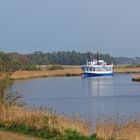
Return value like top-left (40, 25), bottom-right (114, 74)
top-left (0, 52), bottom-right (37, 71)
top-left (0, 50), bottom-right (140, 71)
top-left (28, 51), bottom-right (140, 66)
top-left (27, 51), bottom-right (113, 65)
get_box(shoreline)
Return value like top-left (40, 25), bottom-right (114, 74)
top-left (11, 68), bottom-right (81, 80)
top-left (11, 67), bottom-right (140, 80)
top-left (132, 75), bottom-right (140, 81)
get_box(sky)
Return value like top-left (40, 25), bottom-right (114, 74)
top-left (0, 0), bottom-right (140, 57)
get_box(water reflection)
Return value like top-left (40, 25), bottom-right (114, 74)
top-left (83, 77), bottom-right (114, 97)
top-left (82, 77), bottom-right (116, 120)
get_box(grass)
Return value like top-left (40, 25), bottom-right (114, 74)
top-left (0, 122), bottom-right (61, 139)
top-left (0, 125), bottom-right (100, 140)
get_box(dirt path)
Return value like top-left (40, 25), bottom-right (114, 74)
top-left (0, 131), bottom-right (42, 140)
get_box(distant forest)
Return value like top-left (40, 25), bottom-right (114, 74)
top-left (0, 51), bottom-right (140, 71)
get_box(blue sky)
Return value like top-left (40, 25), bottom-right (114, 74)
top-left (0, 0), bottom-right (140, 57)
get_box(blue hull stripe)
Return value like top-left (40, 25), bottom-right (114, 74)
top-left (83, 73), bottom-right (113, 77)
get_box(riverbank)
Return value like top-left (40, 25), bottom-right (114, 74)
top-left (12, 67), bottom-right (81, 80)
top-left (11, 67), bottom-right (140, 80)
top-left (1, 104), bottom-right (140, 140)
top-left (114, 67), bottom-right (140, 73)
top-left (132, 75), bottom-right (140, 81)
top-left (0, 104), bottom-right (94, 139)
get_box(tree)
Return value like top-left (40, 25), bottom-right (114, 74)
top-left (0, 72), bottom-right (24, 105)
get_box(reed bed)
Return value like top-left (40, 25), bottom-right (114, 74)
top-left (132, 75), bottom-right (140, 81)
top-left (96, 114), bottom-right (140, 140)
top-left (114, 67), bottom-right (140, 73)
top-left (12, 68), bottom-right (81, 80)
top-left (0, 104), bottom-right (92, 137)
top-left (11, 67), bottom-right (140, 80)
top-left (1, 104), bottom-right (140, 139)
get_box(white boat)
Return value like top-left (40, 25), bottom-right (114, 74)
top-left (81, 53), bottom-right (113, 77)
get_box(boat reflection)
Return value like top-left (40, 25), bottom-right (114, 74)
top-left (85, 77), bottom-right (114, 97)
top-left (82, 77), bottom-right (115, 121)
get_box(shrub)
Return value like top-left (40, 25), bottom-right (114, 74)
top-left (0, 72), bottom-right (24, 105)
top-left (49, 65), bottom-right (64, 70)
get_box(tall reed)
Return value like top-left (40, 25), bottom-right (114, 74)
top-left (96, 114), bottom-right (140, 140)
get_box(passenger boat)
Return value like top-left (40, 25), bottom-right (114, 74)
top-left (81, 53), bottom-right (113, 77)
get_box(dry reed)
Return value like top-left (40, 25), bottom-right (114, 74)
top-left (114, 67), bottom-right (140, 73)
top-left (132, 75), bottom-right (140, 82)
top-left (1, 104), bottom-right (140, 139)
top-left (12, 68), bottom-right (81, 80)
top-left (11, 67), bottom-right (140, 80)
top-left (0, 104), bottom-right (92, 136)
top-left (96, 114), bottom-right (140, 140)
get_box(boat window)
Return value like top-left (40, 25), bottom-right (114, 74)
top-left (95, 68), bottom-right (103, 71)
top-left (106, 68), bottom-right (111, 71)
top-left (90, 67), bottom-right (92, 71)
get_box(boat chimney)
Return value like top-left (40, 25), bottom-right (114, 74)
top-left (97, 52), bottom-right (99, 65)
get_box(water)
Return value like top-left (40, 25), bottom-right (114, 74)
top-left (14, 73), bottom-right (140, 120)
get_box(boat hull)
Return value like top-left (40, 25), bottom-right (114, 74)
top-left (83, 72), bottom-right (113, 77)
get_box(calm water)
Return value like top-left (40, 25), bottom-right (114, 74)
top-left (14, 74), bottom-right (140, 120)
